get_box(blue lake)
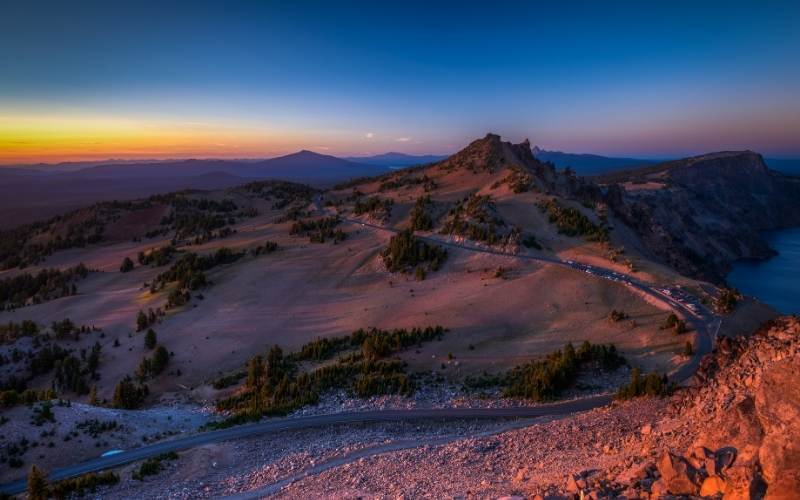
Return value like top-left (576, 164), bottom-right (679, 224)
top-left (728, 227), bottom-right (800, 314)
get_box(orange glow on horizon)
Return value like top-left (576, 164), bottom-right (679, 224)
top-left (0, 114), bottom-right (316, 164)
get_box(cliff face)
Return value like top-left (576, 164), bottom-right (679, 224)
top-left (604, 151), bottom-right (800, 282)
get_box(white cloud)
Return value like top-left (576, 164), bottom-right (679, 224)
top-left (395, 137), bottom-right (412, 142)
top-left (364, 132), bottom-right (375, 139)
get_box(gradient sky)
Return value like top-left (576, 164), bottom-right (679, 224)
top-left (1, 0), bottom-right (799, 164)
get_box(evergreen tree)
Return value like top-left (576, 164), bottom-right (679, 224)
top-left (88, 385), bottom-right (98, 405)
top-left (136, 310), bottom-right (148, 332)
top-left (120, 257), bottom-right (134, 273)
top-left (144, 328), bottom-right (157, 350)
top-left (246, 355), bottom-right (265, 388)
top-left (27, 464), bottom-right (49, 500)
top-left (151, 345), bottom-right (169, 375)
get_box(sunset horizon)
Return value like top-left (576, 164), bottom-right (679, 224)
top-left (3, 2), bottom-right (799, 164)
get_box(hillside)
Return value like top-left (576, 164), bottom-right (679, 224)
top-left (0, 151), bottom-right (385, 228)
top-left (0, 133), bottom-right (791, 491)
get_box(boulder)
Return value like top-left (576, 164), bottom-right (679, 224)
top-left (755, 355), bottom-right (800, 498)
top-left (699, 475), bottom-right (727, 496)
top-left (657, 451), bottom-right (701, 495)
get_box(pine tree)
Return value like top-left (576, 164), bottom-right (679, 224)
top-left (27, 464), bottom-right (49, 500)
top-left (246, 355), bottom-right (265, 388)
top-left (120, 256), bottom-right (134, 273)
top-left (136, 310), bottom-right (148, 332)
top-left (151, 345), bottom-right (169, 375)
top-left (89, 385), bottom-right (98, 405)
top-left (144, 328), bottom-right (157, 350)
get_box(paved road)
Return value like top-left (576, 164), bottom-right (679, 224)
top-left (0, 397), bottom-right (610, 495)
top-left (0, 204), bottom-right (720, 496)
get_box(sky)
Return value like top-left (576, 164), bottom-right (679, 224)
top-left (1, 0), bottom-right (799, 164)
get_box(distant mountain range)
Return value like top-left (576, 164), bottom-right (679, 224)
top-left (343, 152), bottom-right (447, 168)
top-left (0, 150), bottom-right (388, 228)
top-left (530, 147), bottom-right (657, 175)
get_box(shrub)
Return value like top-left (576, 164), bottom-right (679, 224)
top-left (132, 452), bottom-right (178, 480)
top-left (608, 310), bottom-right (628, 322)
top-left (119, 257), bottom-right (134, 273)
top-left (616, 368), bottom-right (673, 399)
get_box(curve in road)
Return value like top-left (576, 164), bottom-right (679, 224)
top-left (0, 203), bottom-right (721, 495)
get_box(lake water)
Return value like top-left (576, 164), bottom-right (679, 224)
top-left (728, 227), bottom-right (800, 314)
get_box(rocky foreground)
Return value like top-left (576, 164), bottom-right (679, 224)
top-left (272, 316), bottom-right (800, 499)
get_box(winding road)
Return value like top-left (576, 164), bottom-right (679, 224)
top-left (0, 201), bottom-right (721, 496)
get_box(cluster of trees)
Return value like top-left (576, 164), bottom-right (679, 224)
top-left (292, 326), bottom-right (446, 363)
top-left (39, 469), bottom-right (120, 499)
top-left (715, 288), bottom-right (739, 314)
top-left (409, 196), bottom-right (434, 231)
top-left (214, 326), bottom-right (447, 427)
top-left (608, 309), bottom-right (629, 322)
top-left (290, 216), bottom-right (347, 244)
top-left (53, 342), bottom-right (101, 394)
top-left (131, 452), bottom-right (179, 480)
top-left (0, 337), bottom-right (101, 405)
top-left (136, 308), bottom-right (163, 331)
top-left (111, 376), bottom-right (149, 409)
top-left (502, 165), bottom-right (534, 193)
top-left (537, 198), bottom-right (609, 243)
top-left (662, 313), bottom-right (689, 334)
top-left (0, 263), bottom-right (88, 309)
top-left (152, 248), bottom-right (244, 292)
top-left (502, 341), bottom-right (626, 401)
top-left (137, 245), bottom-right (177, 267)
top-left (0, 320), bottom-right (39, 344)
top-left (440, 195), bottom-right (509, 245)
top-left (353, 196), bottom-right (393, 218)
top-left (0, 388), bottom-right (55, 408)
top-left (136, 345), bottom-right (170, 380)
top-left (521, 233), bottom-right (542, 249)
top-left (162, 197), bottom-right (239, 240)
top-left (616, 368), bottom-right (673, 399)
top-left (238, 180), bottom-right (316, 209)
top-left (378, 173), bottom-right (436, 193)
top-left (251, 241), bottom-right (279, 256)
top-left (381, 229), bottom-right (448, 275)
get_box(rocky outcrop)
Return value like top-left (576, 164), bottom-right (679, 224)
top-left (604, 152), bottom-right (800, 282)
top-left (435, 133), bottom-right (601, 201)
top-left (571, 316), bottom-right (800, 499)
